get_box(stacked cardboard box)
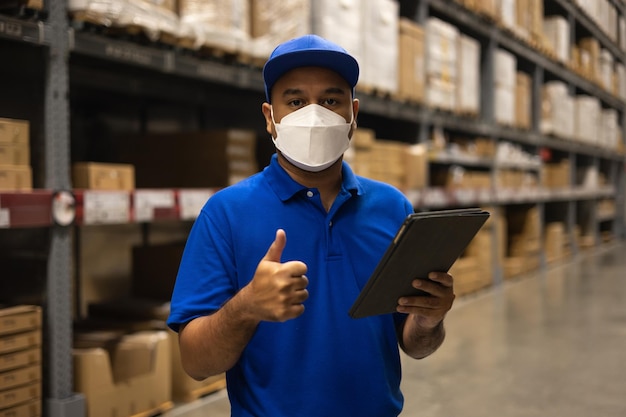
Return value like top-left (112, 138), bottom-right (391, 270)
top-left (578, 37), bottom-right (600, 82)
top-left (0, 118), bottom-right (32, 191)
top-left (0, 306), bottom-right (41, 416)
top-left (544, 222), bottom-right (570, 263)
top-left (397, 18), bottom-right (425, 104)
top-left (73, 330), bottom-right (172, 417)
top-left (425, 17), bottom-right (458, 111)
top-left (495, 49), bottom-right (516, 126)
top-left (515, 72), bottom-right (532, 129)
top-left (344, 128), bottom-right (376, 179)
top-left (451, 208), bottom-right (495, 296)
top-left (515, 0), bottom-right (543, 42)
top-left (346, 130), bottom-right (427, 191)
top-left (504, 206), bottom-right (541, 279)
top-left (542, 160), bottom-right (571, 188)
top-left (368, 140), bottom-right (427, 190)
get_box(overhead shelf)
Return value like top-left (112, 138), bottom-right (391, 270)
top-left (2, 185), bottom-right (615, 228)
top-left (70, 31), bottom-right (265, 92)
top-left (0, 15), bottom-right (48, 44)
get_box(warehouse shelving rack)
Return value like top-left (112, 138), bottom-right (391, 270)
top-left (1, 0), bottom-right (625, 416)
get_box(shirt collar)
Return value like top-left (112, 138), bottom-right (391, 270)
top-left (265, 154), bottom-right (364, 202)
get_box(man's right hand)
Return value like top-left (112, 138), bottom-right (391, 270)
top-left (243, 229), bottom-right (309, 322)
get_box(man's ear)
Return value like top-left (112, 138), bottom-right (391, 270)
top-left (349, 98), bottom-right (360, 138)
top-left (261, 103), bottom-right (274, 136)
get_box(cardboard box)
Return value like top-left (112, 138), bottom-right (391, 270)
top-left (0, 330), bottom-right (41, 355)
top-left (0, 165), bottom-right (32, 191)
top-left (249, 0), bottom-right (310, 59)
top-left (515, 72), bottom-right (531, 129)
top-left (0, 142), bottom-right (29, 166)
top-left (72, 162), bottom-right (135, 191)
top-left (0, 306), bottom-right (41, 337)
top-left (0, 348), bottom-right (41, 373)
top-left (0, 400), bottom-right (40, 417)
top-left (398, 18), bottom-right (425, 103)
top-left (0, 364), bottom-right (41, 391)
top-left (0, 119), bottom-right (29, 145)
top-left (0, 382), bottom-right (40, 410)
top-left (73, 330), bottom-right (171, 417)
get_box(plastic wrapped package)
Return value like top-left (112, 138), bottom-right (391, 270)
top-left (177, 0), bottom-right (249, 52)
top-left (247, 0), bottom-right (311, 60)
top-left (68, 0), bottom-right (181, 43)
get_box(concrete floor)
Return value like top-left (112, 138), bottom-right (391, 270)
top-left (165, 241), bottom-right (626, 417)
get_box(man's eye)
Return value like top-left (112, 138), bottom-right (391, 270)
top-left (288, 99), bottom-right (303, 107)
top-left (323, 98), bottom-right (337, 106)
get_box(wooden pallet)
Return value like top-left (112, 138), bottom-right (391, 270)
top-left (177, 376), bottom-right (227, 403)
top-left (130, 401), bottom-right (174, 417)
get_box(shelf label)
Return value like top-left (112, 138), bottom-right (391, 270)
top-left (179, 189), bottom-right (214, 220)
top-left (105, 44), bottom-right (154, 66)
top-left (0, 208), bottom-right (9, 228)
top-left (0, 20), bottom-right (22, 38)
top-left (134, 190), bottom-right (175, 222)
top-left (83, 191), bottom-right (130, 224)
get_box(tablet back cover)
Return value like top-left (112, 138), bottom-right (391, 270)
top-left (349, 208), bottom-right (489, 318)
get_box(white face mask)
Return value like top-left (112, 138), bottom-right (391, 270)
top-left (271, 104), bottom-right (353, 172)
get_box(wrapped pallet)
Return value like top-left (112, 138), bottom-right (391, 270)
top-left (248, 0), bottom-right (311, 60)
top-left (425, 17), bottom-right (458, 111)
top-left (494, 49), bottom-right (516, 126)
top-left (542, 15), bottom-right (570, 63)
top-left (359, 0), bottom-right (399, 95)
top-left (574, 95), bottom-right (600, 144)
top-left (456, 34), bottom-right (480, 116)
top-left (540, 81), bottom-right (574, 139)
top-left (311, 0), bottom-right (364, 70)
top-left (178, 0), bottom-right (249, 52)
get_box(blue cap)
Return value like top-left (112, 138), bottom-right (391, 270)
top-left (262, 34), bottom-right (360, 103)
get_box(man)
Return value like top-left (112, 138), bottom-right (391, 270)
top-left (167, 34), bottom-right (455, 417)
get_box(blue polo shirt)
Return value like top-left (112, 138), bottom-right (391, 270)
top-left (168, 155), bottom-right (414, 417)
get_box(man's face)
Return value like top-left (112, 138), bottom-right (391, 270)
top-left (262, 66), bottom-right (359, 138)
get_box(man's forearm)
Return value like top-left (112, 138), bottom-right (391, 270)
top-left (400, 317), bottom-right (446, 359)
top-left (178, 288), bottom-right (260, 380)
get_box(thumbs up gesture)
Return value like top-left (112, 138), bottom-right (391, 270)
top-left (245, 229), bottom-right (309, 322)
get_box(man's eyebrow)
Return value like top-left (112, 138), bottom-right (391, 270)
top-left (282, 88), bottom-right (303, 97)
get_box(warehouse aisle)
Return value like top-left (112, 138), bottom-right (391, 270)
top-left (166, 242), bottom-right (626, 417)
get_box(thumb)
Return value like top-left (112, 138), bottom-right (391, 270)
top-left (263, 229), bottom-right (286, 263)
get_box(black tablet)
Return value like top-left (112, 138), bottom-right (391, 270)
top-left (349, 208), bottom-right (490, 318)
